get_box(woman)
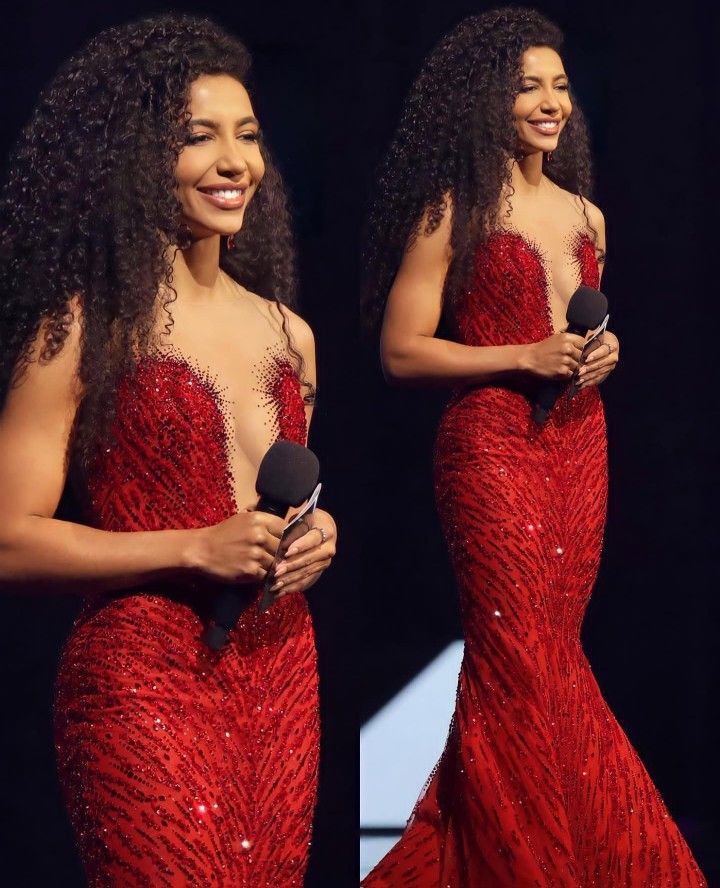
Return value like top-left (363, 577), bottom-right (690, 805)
top-left (0, 15), bottom-right (336, 886)
top-left (362, 8), bottom-right (705, 887)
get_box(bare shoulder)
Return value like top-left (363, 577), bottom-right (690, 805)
top-left (550, 181), bottom-right (605, 230)
top-left (578, 196), bottom-right (605, 235)
top-left (273, 302), bottom-right (315, 354)
top-left (241, 287), bottom-right (315, 352)
top-left (412, 194), bottom-right (453, 254)
top-left (8, 295), bottom-right (83, 399)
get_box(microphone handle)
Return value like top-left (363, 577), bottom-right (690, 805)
top-left (201, 498), bottom-right (288, 651)
top-left (531, 322), bottom-right (589, 425)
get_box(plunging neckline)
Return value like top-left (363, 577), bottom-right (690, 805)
top-left (132, 347), bottom-right (307, 514)
top-left (490, 227), bottom-right (597, 336)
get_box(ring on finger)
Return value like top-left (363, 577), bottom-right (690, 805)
top-left (311, 526), bottom-right (328, 545)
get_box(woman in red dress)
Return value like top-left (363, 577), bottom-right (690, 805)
top-left (0, 15), bottom-right (336, 887)
top-left (362, 9), bottom-right (705, 886)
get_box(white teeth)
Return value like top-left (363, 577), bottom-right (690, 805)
top-left (532, 121), bottom-right (558, 129)
top-left (205, 189), bottom-right (243, 198)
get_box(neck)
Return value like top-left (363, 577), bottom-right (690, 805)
top-left (172, 233), bottom-right (223, 298)
top-left (511, 150), bottom-right (546, 192)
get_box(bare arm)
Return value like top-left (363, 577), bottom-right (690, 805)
top-left (0, 307), bottom-right (282, 594)
top-left (576, 205), bottom-right (620, 390)
top-left (0, 309), bottom-right (203, 593)
top-left (380, 208), bottom-right (584, 386)
top-left (270, 308), bottom-right (336, 597)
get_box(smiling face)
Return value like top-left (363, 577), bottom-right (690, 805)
top-left (175, 73), bottom-right (265, 241)
top-left (513, 46), bottom-right (572, 156)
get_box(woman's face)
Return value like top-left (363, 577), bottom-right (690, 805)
top-left (175, 74), bottom-right (265, 241)
top-left (512, 46), bottom-right (572, 156)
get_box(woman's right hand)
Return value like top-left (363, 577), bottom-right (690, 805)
top-left (520, 332), bottom-right (586, 381)
top-left (191, 510), bottom-right (286, 584)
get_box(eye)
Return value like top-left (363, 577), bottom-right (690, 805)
top-left (186, 133), bottom-right (211, 145)
top-left (520, 84), bottom-right (536, 93)
top-left (238, 131), bottom-right (260, 143)
top-left (556, 83), bottom-right (570, 91)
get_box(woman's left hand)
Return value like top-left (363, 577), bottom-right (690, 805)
top-left (576, 330), bottom-right (620, 389)
top-left (269, 508), bottom-right (337, 598)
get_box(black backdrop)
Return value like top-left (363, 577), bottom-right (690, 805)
top-left (1, 0), bottom-right (718, 885)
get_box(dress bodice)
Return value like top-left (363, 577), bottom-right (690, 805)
top-left (84, 351), bottom-right (307, 533)
top-left (452, 228), bottom-right (601, 347)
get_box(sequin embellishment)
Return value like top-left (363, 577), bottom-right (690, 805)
top-left (363, 230), bottom-right (706, 886)
top-left (54, 349), bottom-right (320, 886)
top-left (253, 345), bottom-right (308, 445)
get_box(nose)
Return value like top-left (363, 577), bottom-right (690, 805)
top-left (540, 88), bottom-right (561, 114)
top-left (216, 137), bottom-right (249, 177)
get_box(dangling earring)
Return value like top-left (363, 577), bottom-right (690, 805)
top-left (545, 151), bottom-right (554, 163)
top-left (227, 233), bottom-right (236, 250)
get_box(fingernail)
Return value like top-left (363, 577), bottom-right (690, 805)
top-left (274, 564), bottom-right (286, 577)
top-left (271, 580), bottom-right (283, 591)
top-left (287, 547), bottom-right (298, 556)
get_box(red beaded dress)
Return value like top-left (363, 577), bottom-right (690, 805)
top-left (364, 230), bottom-right (706, 887)
top-left (54, 343), bottom-right (319, 887)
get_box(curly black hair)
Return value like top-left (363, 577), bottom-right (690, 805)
top-left (363, 7), bottom-right (597, 327)
top-left (0, 13), bottom-right (308, 476)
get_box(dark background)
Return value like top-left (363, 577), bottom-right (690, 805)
top-left (0, 0), bottom-right (718, 885)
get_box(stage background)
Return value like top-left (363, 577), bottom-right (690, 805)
top-left (0, 0), bottom-right (718, 885)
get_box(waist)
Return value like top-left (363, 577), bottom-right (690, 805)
top-left (442, 381), bottom-right (603, 430)
top-left (79, 576), bottom-right (252, 624)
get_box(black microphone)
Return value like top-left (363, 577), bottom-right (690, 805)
top-left (201, 440), bottom-right (320, 651)
top-left (532, 286), bottom-right (608, 425)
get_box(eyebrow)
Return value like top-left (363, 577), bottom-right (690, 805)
top-left (188, 116), bottom-right (259, 128)
top-left (522, 74), bottom-right (569, 82)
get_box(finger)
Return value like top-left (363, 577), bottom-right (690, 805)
top-left (257, 549), bottom-right (276, 571)
top-left (579, 366), bottom-right (608, 383)
top-left (274, 558), bottom-right (330, 586)
top-left (562, 340), bottom-right (583, 363)
top-left (578, 358), bottom-right (617, 379)
top-left (578, 358), bottom-right (611, 377)
top-left (582, 349), bottom-right (602, 364)
top-left (585, 346), bottom-right (617, 365)
top-left (253, 512), bottom-right (287, 539)
top-left (580, 351), bottom-right (618, 374)
top-left (275, 546), bottom-right (332, 577)
top-left (285, 527), bottom-right (327, 557)
top-left (262, 531), bottom-right (281, 558)
top-left (248, 527), bottom-right (280, 559)
top-left (275, 574), bottom-right (321, 598)
top-left (270, 560), bottom-right (329, 592)
top-left (578, 372), bottom-right (609, 389)
top-left (565, 333), bottom-right (587, 349)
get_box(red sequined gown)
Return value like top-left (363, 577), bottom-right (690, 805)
top-left (364, 231), bottom-right (706, 887)
top-left (54, 348), bottom-right (319, 887)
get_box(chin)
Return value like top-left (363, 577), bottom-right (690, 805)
top-left (195, 214), bottom-right (246, 238)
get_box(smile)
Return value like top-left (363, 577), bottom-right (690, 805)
top-left (527, 120), bottom-right (560, 135)
top-left (197, 187), bottom-right (247, 209)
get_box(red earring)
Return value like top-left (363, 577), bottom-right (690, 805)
top-left (227, 233), bottom-right (236, 250)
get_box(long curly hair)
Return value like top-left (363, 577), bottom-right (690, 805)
top-left (363, 7), bottom-right (596, 327)
top-left (0, 13), bottom-right (307, 476)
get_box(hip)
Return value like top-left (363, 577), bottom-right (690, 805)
top-left (436, 383), bottom-right (605, 455)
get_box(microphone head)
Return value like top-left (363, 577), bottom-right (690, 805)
top-left (566, 286), bottom-right (608, 332)
top-left (256, 440), bottom-right (320, 508)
